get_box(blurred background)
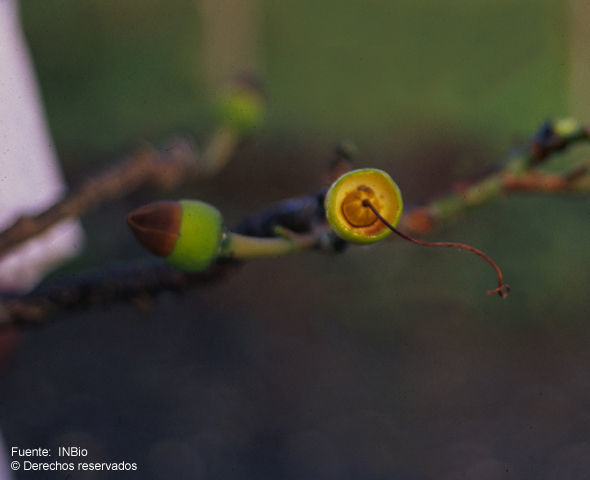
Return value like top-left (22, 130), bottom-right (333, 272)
top-left (1, 0), bottom-right (590, 478)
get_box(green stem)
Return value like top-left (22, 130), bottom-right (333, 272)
top-left (200, 127), bottom-right (240, 176)
top-left (430, 173), bottom-right (504, 223)
top-left (220, 231), bottom-right (315, 259)
top-left (427, 119), bottom-right (589, 225)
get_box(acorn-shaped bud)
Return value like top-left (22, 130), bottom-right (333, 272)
top-left (217, 75), bottom-right (266, 134)
top-left (325, 168), bottom-right (403, 244)
top-left (127, 200), bottom-right (223, 272)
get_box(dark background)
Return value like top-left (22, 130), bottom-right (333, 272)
top-left (1, 1), bottom-right (590, 478)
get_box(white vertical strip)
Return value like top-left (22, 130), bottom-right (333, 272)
top-left (0, 0), bottom-right (84, 291)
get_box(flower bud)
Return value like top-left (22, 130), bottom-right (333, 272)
top-left (217, 75), bottom-right (266, 134)
top-left (127, 200), bottom-right (223, 271)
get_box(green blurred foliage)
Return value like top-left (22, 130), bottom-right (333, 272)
top-left (21, 0), bottom-right (567, 159)
top-left (263, 0), bottom-right (567, 144)
top-left (21, 0), bottom-right (207, 156)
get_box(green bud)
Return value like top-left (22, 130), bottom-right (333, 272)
top-left (217, 76), bottom-right (265, 134)
top-left (167, 200), bottom-right (224, 271)
top-left (553, 118), bottom-right (583, 138)
top-left (127, 200), bottom-right (224, 272)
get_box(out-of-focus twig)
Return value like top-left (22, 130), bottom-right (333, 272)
top-left (400, 119), bottom-right (590, 234)
top-left (502, 166), bottom-right (590, 193)
top-left (0, 261), bottom-right (236, 328)
top-left (199, 127), bottom-right (241, 177)
top-left (401, 166), bottom-right (590, 234)
top-left (0, 138), bottom-right (200, 262)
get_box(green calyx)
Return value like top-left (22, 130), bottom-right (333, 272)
top-left (166, 200), bottom-right (224, 272)
top-left (325, 168), bottom-right (403, 244)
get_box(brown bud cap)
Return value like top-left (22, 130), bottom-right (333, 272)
top-left (126, 201), bottom-right (183, 257)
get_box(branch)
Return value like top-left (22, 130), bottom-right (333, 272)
top-left (1, 119), bottom-right (588, 327)
top-left (0, 74), bottom-right (265, 261)
top-left (502, 166), bottom-right (590, 193)
top-left (400, 119), bottom-right (590, 234)
top-left (0, 261), bottom-right (238, 328)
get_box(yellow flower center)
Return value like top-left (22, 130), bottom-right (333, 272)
top-left (341, 185), bottom-right (382, 228)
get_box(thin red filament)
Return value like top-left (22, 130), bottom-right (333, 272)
top-left (362, 200), bottom-right (510, 298)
